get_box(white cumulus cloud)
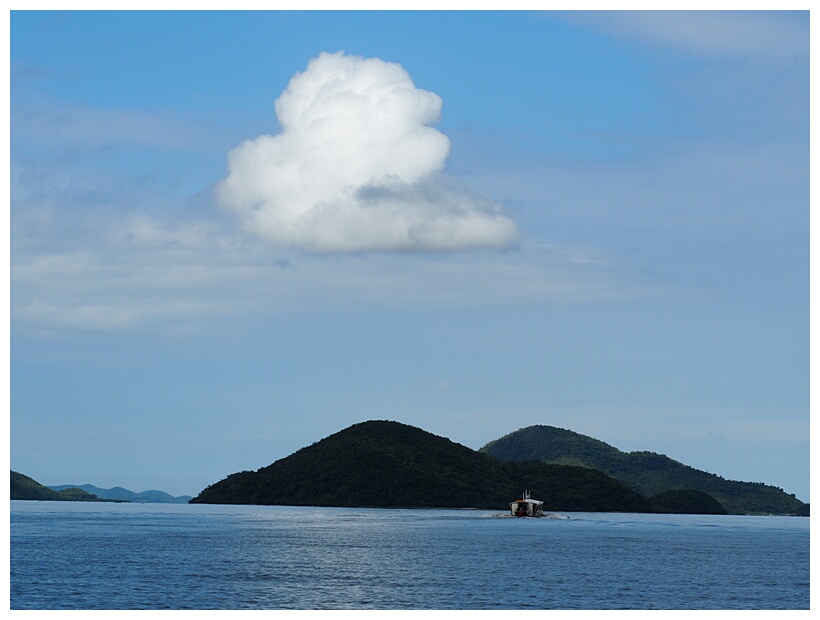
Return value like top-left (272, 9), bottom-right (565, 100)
top-left (216, 51), bottom-right (518, 253)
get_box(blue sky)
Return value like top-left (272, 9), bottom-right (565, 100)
top-left (8, 10), bottom-right (810, 501)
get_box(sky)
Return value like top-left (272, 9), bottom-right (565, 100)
top-left (7, 9), bottom-right (811, 502)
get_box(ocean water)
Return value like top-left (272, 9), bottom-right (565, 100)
top-left (10, 500), bottom-right (809, 610)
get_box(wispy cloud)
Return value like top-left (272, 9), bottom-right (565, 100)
top-left (216, 52), bottom-right (519, 253)
top-left (565, 11), bottom-right (808, 61)
top-left (11, 102), bottom-right (202, 151)
top-left (10, 63), bottom-right (53, 85)
top-left (10, 216), bottom-right (632, 334)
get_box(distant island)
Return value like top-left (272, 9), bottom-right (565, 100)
top-left (480, 425), bottom-right (809, 516)
top-left (10, 471), bottom-right (192, 504)
top-left (190, 420), bottom-right (751, 514)
top-left (48, 484), bottom-right (192, 504)
top-left (11, 471), bottom-right (123, 502)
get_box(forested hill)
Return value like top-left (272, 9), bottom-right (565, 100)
top-left (480, 425), bottom-right (807, 515)
top-left (190, 420), bottom-right (650, 512)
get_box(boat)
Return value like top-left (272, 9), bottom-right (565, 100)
top-left (510, 490), bottom-right (545, 517)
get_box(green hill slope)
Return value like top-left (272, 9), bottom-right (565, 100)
top-left (10, 471), bottom-right (115, 502)
top-left (480, 425), bottom-right (806, 515)
top-left (647, 489), bottom-right (727, 515)
top-left (190, 420), bottom-right (649, 512)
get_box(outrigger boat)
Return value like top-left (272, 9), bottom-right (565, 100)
top-left (510, 490), bottom-right (545, 517)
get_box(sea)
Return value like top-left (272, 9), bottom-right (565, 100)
top-left (9, 500), bottom-right (810, 610)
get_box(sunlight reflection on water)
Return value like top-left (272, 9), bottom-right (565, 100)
top-left (10, 502), bottom-right (809, 610)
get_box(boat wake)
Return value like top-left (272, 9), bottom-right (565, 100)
top-left (490, 512), bottom-right (569, 519)
top-left (501, 491), bottom-right (570, 519)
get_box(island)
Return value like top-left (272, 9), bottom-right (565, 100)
top-left (191, 420), bottom-right (736, 514)
top-left (11, 471), bottom-right (125, 502)
top-left (480, 425), bottom-right (808, 515)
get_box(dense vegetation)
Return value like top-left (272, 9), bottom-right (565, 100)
top-left (647, 489), bottom-right (728, 515)
top-left (480, 425), bottom-right (807, 515)
top-left (11, 471), bottom-right (120, 502)
top-left (191, 420), bottom-right (650, 512)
